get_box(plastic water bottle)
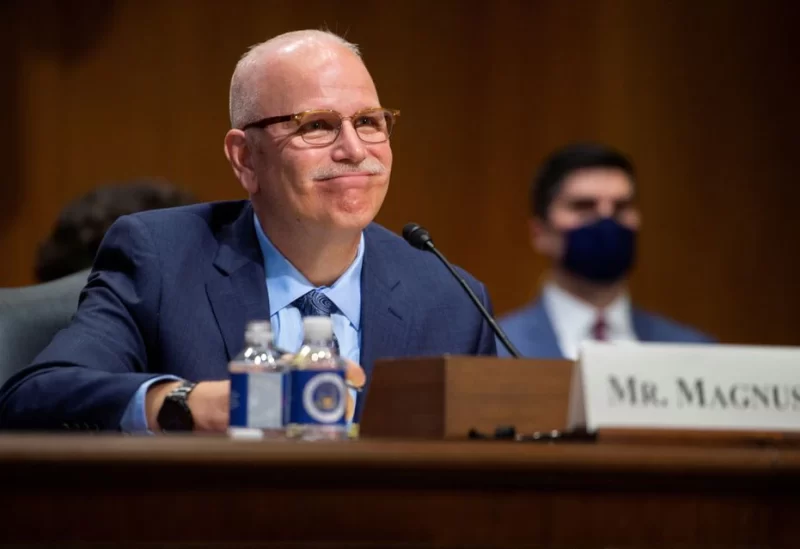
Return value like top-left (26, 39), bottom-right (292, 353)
top-left (286, 316), bottom-right (348, 441)
top-left (228, 320), bottom-right (288, 440)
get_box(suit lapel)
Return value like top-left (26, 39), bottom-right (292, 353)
top-left (356, 226), bottom-right (411, 420)
top-left (631, 308), bottom-right (654, 342)
top-left (206, 205), bottom-right (271, 360)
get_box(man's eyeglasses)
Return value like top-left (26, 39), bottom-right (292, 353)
top-left (241, 107), bottom-right (400, 146)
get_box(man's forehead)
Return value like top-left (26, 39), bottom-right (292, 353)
top-left (259, 53), bottom-right (378, 113)
top-left (558, 168), bottom-right (635, 199)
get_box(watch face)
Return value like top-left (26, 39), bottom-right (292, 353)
top-left (158, 396), bottom-right (193, 431)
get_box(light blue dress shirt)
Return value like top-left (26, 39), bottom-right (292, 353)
top-left (253, 217), bottom-right (364, 365)
top-left (119, 216), bottom-right (363, 432)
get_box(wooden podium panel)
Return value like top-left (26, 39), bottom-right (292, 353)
top-left (360, 356), bottom-right (573, 439)
top-left (1, 435), bottom-right (799, 548)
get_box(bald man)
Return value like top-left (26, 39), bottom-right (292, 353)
top-left (0, 30), bottom-right (496, 432)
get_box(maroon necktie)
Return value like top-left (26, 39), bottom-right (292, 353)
top-left (591, 314), bottom-right (608, 341)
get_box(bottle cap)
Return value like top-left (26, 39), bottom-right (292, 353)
top-left (302, 316), bottom-right (333, 341)
top-left (245, 320), bottom-right (272, 344)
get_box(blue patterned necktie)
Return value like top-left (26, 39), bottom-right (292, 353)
top-left (292, 290), bottom-right (340, 353)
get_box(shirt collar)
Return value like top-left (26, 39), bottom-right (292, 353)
top-left (253, 214), bottom-right (364, 329)
top-left (604, 291), bottom-right (633, 336)
top-left (543, 281), bottom-right (633, 338)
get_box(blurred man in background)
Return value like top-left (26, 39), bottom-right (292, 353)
top-left (499, 142), bottom-right (713, 359)
top-left (35, 179), bottom-right (196, 282)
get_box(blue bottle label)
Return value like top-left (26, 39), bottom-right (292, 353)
top-left (229, 371), bottom-right (287, 428)
top-left (289, 370), bottom-right (347, 426)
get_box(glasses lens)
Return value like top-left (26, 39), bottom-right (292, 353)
top-left (296, 111), bottom-right (341, 144)
top-left (354, 109), bottom-right (394, 143)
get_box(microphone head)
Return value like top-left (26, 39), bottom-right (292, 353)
top-left (402, 222), bottom-right (434, 250)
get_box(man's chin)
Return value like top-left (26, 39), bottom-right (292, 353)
top-left (327, 215), bottom-right (375, 232)
top-left (327, 195), bottom-right (384, 226)
top-left (321, 207), bottom-right (380, 233)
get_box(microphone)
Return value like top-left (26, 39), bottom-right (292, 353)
top-left (402, 223), bottom-right (522, 358)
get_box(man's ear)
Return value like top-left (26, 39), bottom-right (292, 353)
top-left (530, 215), bottom-right (565, 261)
top-left (528, 216), bottom-right (548, 254)
top-left (224, 129), bottom-right (259, 195)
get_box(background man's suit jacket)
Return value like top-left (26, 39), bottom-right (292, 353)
top-left (498, 300), bottom-right (714, 358)
top-left (0, 201), bottom-right (496, 429)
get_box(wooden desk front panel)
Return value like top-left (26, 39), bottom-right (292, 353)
top-left (0, 436), bottom-right (798, 549)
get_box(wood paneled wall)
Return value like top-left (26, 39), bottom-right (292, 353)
top-left (1, 0), bottom-right (798, 345)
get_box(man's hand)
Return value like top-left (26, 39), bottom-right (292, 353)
top-left (344, 359), bottom-right (366, 389)
top-left (145, 380), bottom-right (230, 433)
top-left (187, 380), bottom-right (230, 432)
top-left (343, 359), bottom-right (366, 422)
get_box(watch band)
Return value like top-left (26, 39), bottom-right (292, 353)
top-left (158, 380), bottom-right (197, 432)
top-left (170, 380), bottom-right (197, 402)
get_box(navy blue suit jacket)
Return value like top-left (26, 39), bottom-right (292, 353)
top-left (0, 201), bottom-right (496, 429)
top-left (498, 299), bottom-right (714, 358)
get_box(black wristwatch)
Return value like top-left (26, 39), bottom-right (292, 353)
top-left (157, 381), bottom-right (197, 432)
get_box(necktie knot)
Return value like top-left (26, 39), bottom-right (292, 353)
top-left (592, 313), bottom-right (608, 341)
top-left (292, 290), bottom-right (339, 318)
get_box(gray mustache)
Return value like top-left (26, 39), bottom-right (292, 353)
top-left (312, 159), bottom-right (387, 180)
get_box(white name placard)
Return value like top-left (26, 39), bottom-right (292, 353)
top-left (567, 341), bottom-right (800, 433)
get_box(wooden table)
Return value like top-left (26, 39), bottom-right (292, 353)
top-left (1, 435), bottom-right (799, 548)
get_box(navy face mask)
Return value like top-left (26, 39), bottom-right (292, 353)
top-left (561, 217), bottom-right (637, 283)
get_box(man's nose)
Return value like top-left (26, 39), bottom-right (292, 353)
top-left (597, 201), bottom-right (616, 218)
top-left (331, 121), bottom-right (366, 163)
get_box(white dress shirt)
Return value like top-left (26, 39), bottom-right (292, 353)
top-left (542, 282), bottom-right (638, 360)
